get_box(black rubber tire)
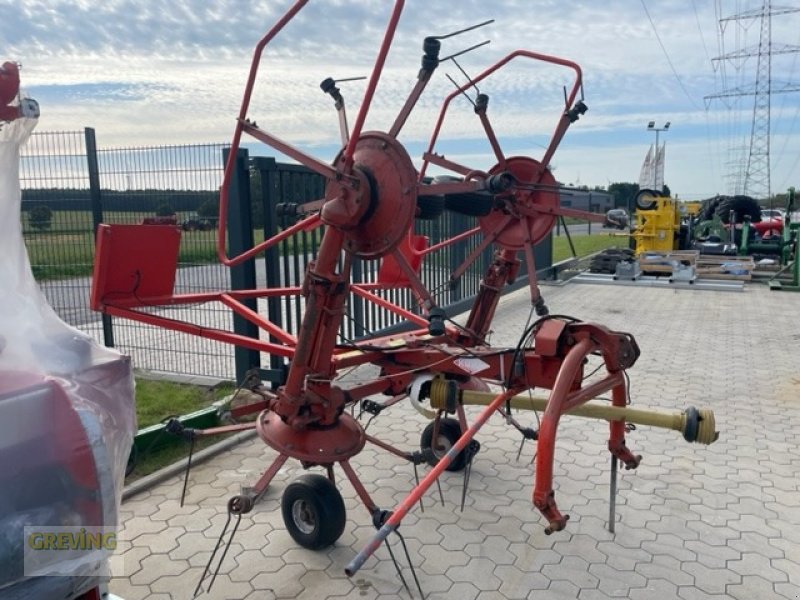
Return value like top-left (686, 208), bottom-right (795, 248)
top-left (420, 418), bottom-right (466, 472)
top-left (444, 192), bottom-right (494, 217)
top-left (714, 195), bottom-right (761, 224)
top-left (416, 193), bottom-right (445, 220)
top-left (281, 474), bottom-right (346, 550)
top-left (699, 196), bottom-right (722, 222)
top-left (430, 175), bottom-right (495, 217)
top-left (634, 189), bottom-right (661, 211)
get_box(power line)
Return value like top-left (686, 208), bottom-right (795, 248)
top-left (706, 1), bottom-right (800, 200)
top-left (640, 0), bottom-right (703, 109)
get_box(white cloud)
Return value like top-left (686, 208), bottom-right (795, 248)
top-left (4, 0), bottom-right (798, 198)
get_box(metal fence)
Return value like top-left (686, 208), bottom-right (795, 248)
top-left (20, 128), bottom-right (550, 382)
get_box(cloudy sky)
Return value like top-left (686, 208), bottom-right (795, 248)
top-left (3, 0), bottom-right (799, 199)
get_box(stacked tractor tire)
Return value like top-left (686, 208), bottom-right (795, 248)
top-left (589, 248), bottom-right (635, 274)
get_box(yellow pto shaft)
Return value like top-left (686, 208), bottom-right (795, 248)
top-left (428, 382), bottom-right (718, 445)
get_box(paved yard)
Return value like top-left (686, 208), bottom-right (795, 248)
top-left (111, 281), bottom-right (800, 600)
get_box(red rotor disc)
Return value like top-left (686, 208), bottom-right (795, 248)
top-left (480, 156), bottom-right (559, 250)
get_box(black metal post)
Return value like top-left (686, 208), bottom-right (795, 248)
top-left (85, 127), bottom-right (114, 348)
top-left (224, 147), bottom-right (260, 384)
top-left (449, 212), bottom-right (467, 303)
top-left (252, 157), bottom-right (286, 387)
top-left (351, 258), bottom-right (366, 338)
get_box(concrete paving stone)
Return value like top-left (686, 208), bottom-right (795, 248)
top-left (131, 529), bottom-right (183, 555)
top-left (728, 531), bottom-right (786, 559)
top-left (115, 544), bottom-right (152, 578)
top-left (148, 565), bottom-right (205, 596)
top-left (508, 546), bottom-right (562, 572)
top-left (566, 515), bottom-right (615, 542)
top-left (428, 581), bottom-right (481, 600)
top-left (172, 530), bottom-right (219, 561)
top-left (249, 562), bottom-right (308, 597)
top-left (726, 574), bottom-right (786, 600)
top-left (645, 515), bottom-right (702, 543)
top-left (685, 517), bottom-right (742, 546)
top-left (107, 576), bottom-right (153, 600)
top-left (547, 580), bottom-right (585, 598)
top-left (437, 523), bottom-right (487, 551)
top-left (447, 557), bottom-right (502, 591)
top-left (681, 561), bottom-right (741, 595)
top-left (726, 497), bottom-right (781, 521)
top-left (607, 522), bottom-right (658, 550)
top-left (772, 557), bottom-right (800, 583)
top-left (684, 539), bottom-right (741, 569)
top-left (727, 552), bottom-right (789, 582)
top-left (476, 592), bottom-right (515, 600)
top-left (628, 578), bottom-right (680, 600)
top-left (122, 492), bottom-right (165, 518)
top-left (191, 574), bottom-right (254, 600)
top-left (465, 535), bottom-right (515, 565)
top-left (296, 571), bottom-right (355, 598)
top-left (493, 564), bottom-right (550, 599)
top-left (636, 554), bottom-right (694, 586)
top-left (543, 555), bottom-right (600, 589)
top-left (596, 542), bottom-right (651, 571)
top-left (165, 506), bottom-right (225, 532)
top-left (552, 534), bottom-right (607, 564)
top-left (129, 554), bottom-right (190, 586)
top-left (281, 548), bottom-right (333, 570)
top-left (228, 548), bottom-right (278, 582)
top-left (576, 590), bottom-right (618, 600)
top-left (589, 563), bottom-right (648, 597)
top-left (641, 534), bottom-right (698, 563)
top-left (774, 581), bottom-right (800, 600)
top-left (122, 515), bottom-right (170, 539)
top-left (242, 589), bottom-right (278, 600)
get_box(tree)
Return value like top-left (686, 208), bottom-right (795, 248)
top-left (28, 205), bottom-right (53, 231)
top-left (607, 182), bottom-right (640, 210)
top-left (197, 198), bottom-right (219, 218)
top-left (155, 202), bottom-right (175, 217)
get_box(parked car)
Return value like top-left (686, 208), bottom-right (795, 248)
top-left (181, 213), bottom-right (217, 231)
top-left (604, 208), bottom-right (629, 229)
top-left (753, 209), bottom-right (784, 238)
top-left (141, 215), bottom-right (178, 226)
top-left (760, 208), bottom-right (785, 221)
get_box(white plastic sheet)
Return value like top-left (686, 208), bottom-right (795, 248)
top-left (0, 92), bottom-right (136, 597)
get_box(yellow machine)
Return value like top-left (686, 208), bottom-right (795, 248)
top-left (630, 189), bottom-right (683, 255)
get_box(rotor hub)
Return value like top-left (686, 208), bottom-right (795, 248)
top-left (325, 131), bottom-right (418, 259)
top-left (481, 156), bottom-right (559, 249)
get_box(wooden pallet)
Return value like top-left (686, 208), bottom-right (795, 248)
top-left (695, 255), bottom-right (755, 281)
top-left (638, 250), bottom-right (699, 275)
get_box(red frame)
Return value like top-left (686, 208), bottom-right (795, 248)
top-left (90, 0), bottom-right (647, 577)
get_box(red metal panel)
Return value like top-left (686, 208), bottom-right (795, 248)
top-left (90, 224), bottom-right (181, 310)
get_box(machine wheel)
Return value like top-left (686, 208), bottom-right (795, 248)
top-left (281, 473), bottom-right (346, 550)
top-left (699, 195), bottom-right (722, 221)
top-left (416, 193), bottom-right (445, 220)
top-left (420, 418), bottom-right (467, 472)
top-left (715, 195), bottom-right (761, 224)
top-left (634, 189), bottom-right (660, 211)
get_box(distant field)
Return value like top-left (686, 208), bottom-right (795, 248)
top-left (23, 209), bottom-right (623, 281)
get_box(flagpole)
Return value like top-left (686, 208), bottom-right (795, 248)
top-left (646, 121), bottom-right (670, 192)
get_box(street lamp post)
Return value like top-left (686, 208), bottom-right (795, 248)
top-left (647, 120), bottom-right (670, 192)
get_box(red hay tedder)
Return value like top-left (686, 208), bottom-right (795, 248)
top-left (89, 1), bottom-right (718, 593)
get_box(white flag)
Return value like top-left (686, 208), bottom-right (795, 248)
top-left (654, 143), bottom-right (665, 190)
top-left (638, 145), bottom-right (654, 189)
